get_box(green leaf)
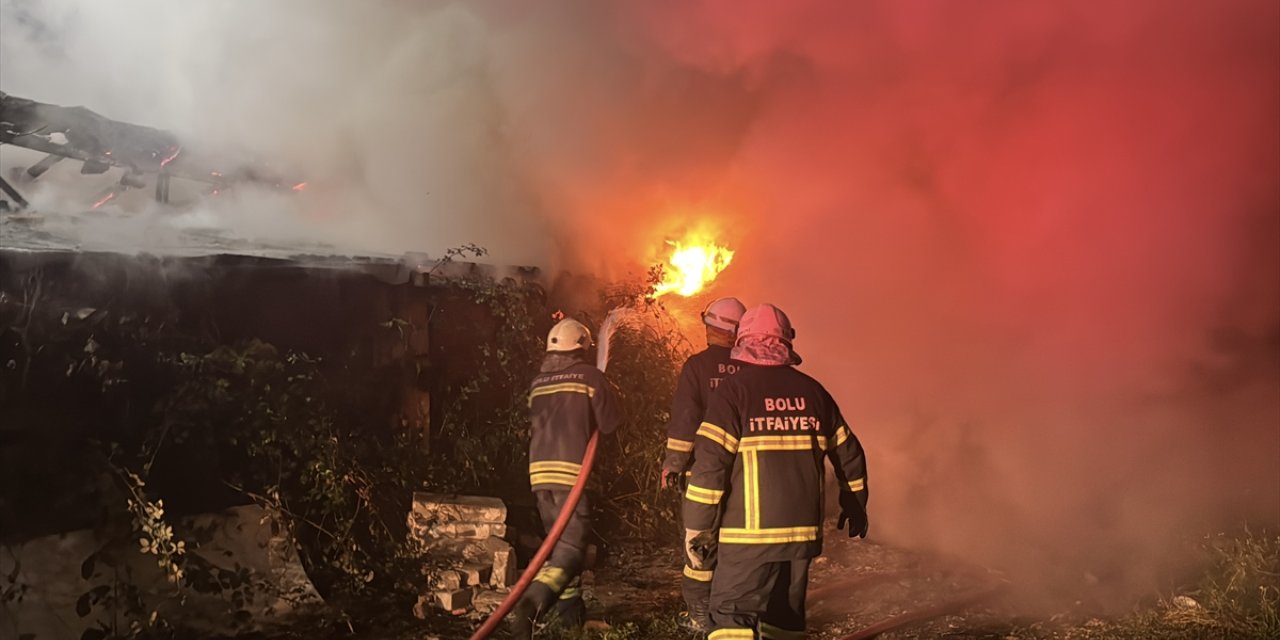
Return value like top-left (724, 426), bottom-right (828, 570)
top-left (75, 592), bottom-right (91, 617)
top-left (79, 554), bottom-right (95, 580)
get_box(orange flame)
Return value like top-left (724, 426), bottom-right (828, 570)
top-left (653, 234), bottom-right (735, 297)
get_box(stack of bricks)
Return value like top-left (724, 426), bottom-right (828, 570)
top-left (407, 493), bottom-right (519, 617)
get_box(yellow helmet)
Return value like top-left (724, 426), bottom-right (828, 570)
top-left (546, 318), bottom-right (593, 352)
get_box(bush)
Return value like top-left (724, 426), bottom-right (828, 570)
top-left (593, 302), bottom-right (690, 543)
top-left (1072, 527), bottom-right (1280, 640)
top-left (1173, 527), bottom-right (1280, 638)
top-left (2, 256), bottom-right (698, 637)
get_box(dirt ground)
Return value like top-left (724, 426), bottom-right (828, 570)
top-left (318, 532), bottom-right (1259, 640)
top-left (575, 533), bottom-right (1007, 639)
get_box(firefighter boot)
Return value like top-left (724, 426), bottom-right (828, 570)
top-left (555, 594), bottom-right (586, 628)
top-left (679, 606), bottom-right (712, 634)
top-left (508, 583), bottom-right (556, 639)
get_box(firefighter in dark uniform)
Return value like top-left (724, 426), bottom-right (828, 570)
top-left (510, 318), bottom-right (623, 638)
top-left (661, 296), bottom-right (747, 630)
top-left (683, 304), bottom-right (869, 640)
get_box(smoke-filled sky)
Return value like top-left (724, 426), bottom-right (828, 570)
top-left (3, 0), bottom-right (1277, 605)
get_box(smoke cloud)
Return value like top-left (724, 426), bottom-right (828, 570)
top-left (3, 0), bottom-right (1277, 607)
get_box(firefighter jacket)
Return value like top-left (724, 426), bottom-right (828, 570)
top-left (664, 345), bottom-right (739, 473)
top-left (683, 362), bottom-right (868, 563)
top-left (528, 359), bottom-right (623, 492)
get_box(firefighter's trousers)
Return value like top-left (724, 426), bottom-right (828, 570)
top-left (519, 489), bottom-right (592, 626)
top-left (707, 557), bottom-right (810, 640)
top-left (678, 474), bottom-right (716, 624)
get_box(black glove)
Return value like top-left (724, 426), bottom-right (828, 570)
top-left (660, 467), bottom-right (687, 491)
top-left (661, 451), bottom-right (692, 489)
top-left (837, 492), bottom-right (868, 538)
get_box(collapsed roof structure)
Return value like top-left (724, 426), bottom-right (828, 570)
top-left (0, 90), bottom-right (538, 283)
top-left (0, 90), bottom-right (299, 210)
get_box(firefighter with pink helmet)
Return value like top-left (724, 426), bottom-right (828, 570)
top-left (684, 303), bottom-right (870, 639)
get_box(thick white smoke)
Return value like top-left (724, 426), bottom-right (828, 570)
top-left (3, 0), bottom-right (1277, 608)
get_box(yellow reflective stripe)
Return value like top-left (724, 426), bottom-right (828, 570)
top-left (530, 460), bottom-right (582, 486)
top-left (683, 565), bottom-right (714, 582)
top-left (530, 460), bottom-right (582, 474)
top-left (833, 424), bottom-right (851, 447)
top-left (666, 437), bottom-right (694, 453)
top-left (697, 422), bottom-right (739, 453)
top-left (847, 477), bottom-right (865, 492)
top-left (739, 435), bottom-right (827, 452)
top-left (527, 382), bottom-right (595, 406)
top-left (760, 621), bottom-right (805, 639)
top-left (720, 526), bottom-right (820, 544)
top-left (743, 450), bottom-right (760, 529)
top-left (709, 630), bottom-right (756, 640)
top-left (533, 565), bottom-right (570, 590)
top-left (530, 472), bottom-right (579, 486)
top-left (685, 484), bottom-right (724, 505)
top-left (559, 586), bottom-right (581, 600)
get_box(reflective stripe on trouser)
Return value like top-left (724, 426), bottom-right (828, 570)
top-left (555, 574), bottom-right (586, 627)
top-left (679, 471), bottom-right (716, 623)
top-left (558, 574), bottom-right (583, 601)
top-left (524, 489), bottom-right (592, 616)
top-left (708, 557), bottom-right (810, 639)
top-left (709, 630), bottom-right (756, 639)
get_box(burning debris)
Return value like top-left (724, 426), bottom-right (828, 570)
top-left (0, 91), bottom-right (300, 210)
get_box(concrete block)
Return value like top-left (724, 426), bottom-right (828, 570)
top-left (423, 568), bottom-right (463, 590)
top-left (434, 587), bottom-right (473, 612)
top-left (461, 561), bottom-right (492, 586)
top-left (410, 493), bottom-right (506, 525)
top-left (491, 547), bottom-right (517, 589)
top-left (428, 522), bottom-right (508, 539)
top-left (463, 535), bottom-right (514, 561)
top-left (473, 589), bottom-right (508, 614)
top-left (409, 517), bottom-right (508, 541)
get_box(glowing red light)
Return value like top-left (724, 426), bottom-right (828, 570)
top-left (91, 192), bottom-right (116, 209)
top-left (160, 146), bottom-right (182, 167)
top-left (292, 182), bottom-right (308, 192)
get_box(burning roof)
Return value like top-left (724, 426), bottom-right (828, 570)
top-left (0, 91), bottom-right (537, 282)
top-left (0, 91), bottom-right (299, 197)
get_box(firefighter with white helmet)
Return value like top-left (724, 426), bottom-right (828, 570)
top-left (684, 304), bottom-right (869, 639)
top-left (510, 318), bottom-right (623, 638)
top-left (662, 296), bottom-right (747, 631)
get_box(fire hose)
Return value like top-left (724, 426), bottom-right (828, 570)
top-left (834, 577), bottom-right (1009, 640)
top-left (469, 308), bottom-right (630, 640)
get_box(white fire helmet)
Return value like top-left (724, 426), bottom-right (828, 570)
top-left (736, 304), bottom-right (796, 344)
top-left (546, 318), bottom-right (593, 352)
top-left (702, 297), bottom-right (747, 333)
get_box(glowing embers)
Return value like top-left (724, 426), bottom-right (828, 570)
top-left (91, 192), bottom-right (117, 209)
top-left (653, 233), bottom-right (735, 298)
top-left (159, 146), bottom-right (182, 168)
